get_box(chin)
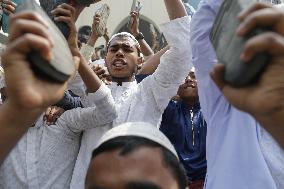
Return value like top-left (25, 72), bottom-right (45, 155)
top-left (111, 73), bottom-right (129, 78)
top-left (110, 70), bottom-right (132, 78)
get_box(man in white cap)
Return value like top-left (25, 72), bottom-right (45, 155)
top-left (85, 122), bottom-right (188, 189)
top-left (70, 0), bottom-right (192, 188)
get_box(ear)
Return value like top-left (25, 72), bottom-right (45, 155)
top-left (104, 58), bottom-right (107, 67)
top-left (137, 56), bottom-right (144, 64)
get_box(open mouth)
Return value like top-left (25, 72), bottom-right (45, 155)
top-left (112, 59), bottom-right (127, 69)
top-left (183, 83), bottom-right (196, 89)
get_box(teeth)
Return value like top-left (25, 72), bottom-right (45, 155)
top-left (113, 60), bottom-right (125, 66)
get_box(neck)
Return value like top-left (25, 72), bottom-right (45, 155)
top-left (182, 98), bottom-right (198, 110)
top-left (112, 76), bottom-right (135, 86)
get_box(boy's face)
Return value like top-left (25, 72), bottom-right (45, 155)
top-left (86, 146), bottom-right (180, 189)
top-left (105, 37), bottom-right (142, 80)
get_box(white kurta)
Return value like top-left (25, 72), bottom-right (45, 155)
top-left (70, 16), bottom-right (193, 189)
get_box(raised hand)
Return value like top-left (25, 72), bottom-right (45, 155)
top-left (1, 0), bottom-right (17, 15)
top-left (51, 3), bottom-right (79, 56)
top-left (210, 3), bottom-right (284, 148)
top-left (0, 11), bottom-right (75, 164)
top-left (129, 11), bottom-right (140, 37)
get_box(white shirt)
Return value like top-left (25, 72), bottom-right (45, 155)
top-left (70, 16), bottom-right (192, 189)
top-left (0, 84), bottom-right (116, 189)
top-left (191, 0), bottom-right (284, 188)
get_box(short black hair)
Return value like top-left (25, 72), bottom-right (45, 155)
top-left (92, 136), bottom-right (187, 189)
top-left (78, 25), bottom-right (92, 44)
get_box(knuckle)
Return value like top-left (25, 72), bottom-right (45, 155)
top-left (12, 19), bottom-right (24, 29)
top-left (22, 33), bottom-right (34, 41)
top-left (264, 32), bottom-right (278, 44)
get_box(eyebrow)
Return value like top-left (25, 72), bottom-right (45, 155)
top-left (126, 181), bottom-right (162, 189)
top-left (109, 43), bottom-right (134, 49)
top-left (89, 181), bottom-right (162, 189)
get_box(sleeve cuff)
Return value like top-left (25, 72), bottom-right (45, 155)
top-left (86, 83), bottom-right (111, 102)
top-left (160, 16), bottom-right (191, 48)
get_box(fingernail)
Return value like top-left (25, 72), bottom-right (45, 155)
top-left (236, 25), bottom-right (245, 36)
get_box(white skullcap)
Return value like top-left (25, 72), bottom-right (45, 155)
top-left (190, 66), bottom-right (195, 72)
top-left (0, 66), bottom-right (3, 76)
top-left (0, 69), bottom-right (5, 89)
top-left (95, 122), bottom-right (178, 158)
top-left (108, 32), bottom-right (140, 48)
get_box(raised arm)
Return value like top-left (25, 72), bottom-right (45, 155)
top-left (57, 84), bottom-right (117, 133)
top-left (137, 0), bottom-right (191, 112)
top-left (52, 3), bottom-right (102, 94)
top-left (211, 3), bottom-right (284, 148)
top-left (129, 11), bottom-right (154, 57)
top-left (164, 0), bottom-right (187, 20)
top-left (0, 12), bottom-right (72, 164)
top-left (138, 46), bottom-right (169, 75)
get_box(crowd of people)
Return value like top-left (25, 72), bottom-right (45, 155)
top-left (0, 0), bottom-right (283, 189)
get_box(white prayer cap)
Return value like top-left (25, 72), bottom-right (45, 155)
top-left (0, 78), bottom-right (5, 89)
top-left (190, 66), bottom-right (195, 73)
top-left (96, 122), bottom-right (178, 158)
top-left (0, 69), bottom-right (5, 89)
top-left (0, 66), bottom-right (3, 77)
top-left (108, 32), bottom-right (140, 48)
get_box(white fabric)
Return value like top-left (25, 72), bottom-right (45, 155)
top-left (191, 0), bottom-right (284, 188)
top-left (259, 128), bottom-right (284, 189)
top-left (70, 16), bottom-right (192, 189)
top-left (0, 84), bottom-right (116, 189)
top-left (96, 122), bottom-right (178, 158)
top-left (0, 75), bottom-right (4, 89)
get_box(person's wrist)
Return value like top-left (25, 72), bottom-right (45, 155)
top-left (133, 31), bottom-right (140, 37)
top-left (254, 108), bottom-right (284, 148)
top-left (135, 32), bottom-right (144, 41)
top-left (253, 106), bottom-right (284, 126)
top-left (70, 46), bottom-right (80, 57)
top-left (88, 35), bottom-right (99, 47)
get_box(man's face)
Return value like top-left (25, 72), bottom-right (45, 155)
top-left (86, 146), bottom-right (180, 189)
top-left (177, 72), bottom-right (198, 100)
top-left (105, 37), bottom-right (141, 81)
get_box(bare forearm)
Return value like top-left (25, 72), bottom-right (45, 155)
top-left (104, 35), bottom-right (110, 47)
top-left (138, 39), bottom-right (154, 57)
top-left (164, 0), bottom-right (187, 20)
top-left (0, 101), bottom-right (42, 165)
top-left (138, 46), bottom-right (169, 75)
top-left (78, 53), bottom-right (102, 93)
top-left (87, 35), bottom-right (99, 47)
